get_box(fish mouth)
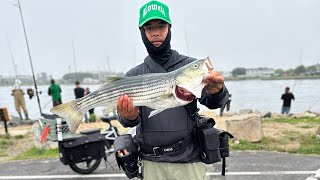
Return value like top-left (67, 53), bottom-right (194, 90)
top-left (175, 85), bottom-right (196, 102)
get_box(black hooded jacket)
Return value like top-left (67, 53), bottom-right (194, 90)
top-left (118, 50), bottom-right (229, 163)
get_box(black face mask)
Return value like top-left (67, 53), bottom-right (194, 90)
top-left (140, 25), bottom-right (172, 65)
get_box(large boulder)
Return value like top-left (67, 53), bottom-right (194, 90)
top-left (225, 113), bottom-right (264, 142)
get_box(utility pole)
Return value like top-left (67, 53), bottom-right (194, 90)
top-left (72, 40), bottom-right (79, 81)
top-left (16, 0), bottom-right (42, 114)
top-left (6, 36), bottom-right (18, 78)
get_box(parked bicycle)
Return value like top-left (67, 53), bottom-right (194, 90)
top-left (32, 113), bottom-right (120, 174)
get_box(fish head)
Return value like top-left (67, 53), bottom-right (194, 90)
top-left (174, 57), bottom-right (213, 102)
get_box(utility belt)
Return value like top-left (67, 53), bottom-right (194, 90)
top-left (140, 137), bottom-right (193, 157)
top-left (114, 135), bottom-right (193, 179)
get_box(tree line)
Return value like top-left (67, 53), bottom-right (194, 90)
top-left (231, 63), bottom-right (320, 77)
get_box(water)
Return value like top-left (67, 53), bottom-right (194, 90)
top-left (1, 79), bottom-right (320, 119)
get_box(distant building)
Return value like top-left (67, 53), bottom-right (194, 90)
top-left (36, 72), bottom-right (48, 84)
top-left (0, 75), bottom-right (34, 86)
top-left (245, 68), bottom-right (275, 77)
top-left (83, 77), bottom-right (99, 84)
top-left (221, 71), bottom-right (232, 78)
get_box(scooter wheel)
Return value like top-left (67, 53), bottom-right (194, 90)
top-left (69, 158), bottom-right (102, 174)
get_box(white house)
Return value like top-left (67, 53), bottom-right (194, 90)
top-left (245, 68), bottom-right (275, 77)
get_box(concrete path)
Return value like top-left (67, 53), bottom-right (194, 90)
top-left (0, 151), bottom-right (319, 180)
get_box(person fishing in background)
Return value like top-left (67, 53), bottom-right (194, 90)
top-left (11, 79), bottom-right (29, 120)
top-left (48, 79), bottom-right (62, 107)
top-left (281, 86), bottom-right (295, 114)
top-left (74, 81), bottom-right (87, 122)
top-left (85, 87), bottom-right (95, 122)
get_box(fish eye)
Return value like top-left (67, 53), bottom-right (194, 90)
top-left (193, 64), bottom-right (199, 69)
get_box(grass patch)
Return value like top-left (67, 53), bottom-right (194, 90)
top-left (298, 125), bottom-right (315, 129)
top-left (14, 147), bottom-right (59, 160)
top-left (230, 137), bottom-right (277, 151)
top-left (296, 134), bottom-right (320, 154)
top-left (0, 135), bottom-right (26, 158)
top-left (232, 115), bottom-right (320, 153)
top-left (14, 135), bottom-right (25, 139)
top-left (263, 117), bottom-right (320, 125)
top-left (0, 135), bottom-right (14, 158)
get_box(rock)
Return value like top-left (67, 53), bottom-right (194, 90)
top-left (306, 111), bottom-right (320, 117)
top-left (239, 109), bottom-right (253, 114)
top-left (225, 113), bottom-right (264, 142)
top-left (316, 126), bottom-right (320, 135)
top-left (223, 111), bottom-right (238, 117)
top-left (291, 111), bottom-right (318, 118)
top-left (262, 112), bottom-right (272, 118)
top-left (271, 113), bottom-right (285, 119)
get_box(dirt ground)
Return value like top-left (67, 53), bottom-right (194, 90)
top-left (0, 112), bottom-right (318, 162)
top-left (0, 118), bottom-right (129, 162)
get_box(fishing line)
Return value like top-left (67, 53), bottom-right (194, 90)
top-left (41, 99), bottom-right (52, 109)
top-left (306, 97), bottom-right (320, 111)
top-left (29, 99), bottom-right (52, 117)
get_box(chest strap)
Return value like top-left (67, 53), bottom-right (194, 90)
top-left (140, 137), bottom-right (193, 158)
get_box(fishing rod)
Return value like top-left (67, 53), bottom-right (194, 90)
top-left (17, 0), bottom-right (43, 115)
top-left (291, 48), bottom-right (303, 93)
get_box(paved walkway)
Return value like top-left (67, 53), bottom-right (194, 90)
top-left (0, 151), bottom-right (319, 180)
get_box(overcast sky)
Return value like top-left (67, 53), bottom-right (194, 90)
top-left (1, 0), bottom-right (320, 78)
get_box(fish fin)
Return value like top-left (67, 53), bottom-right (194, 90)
top-left (148, 109), bottom-right (165, 118)
top-left (160, 94), bottom-right (173, 100)
top-left (50, 100), bottom-right (83, 134)
top-left (102, 76), bottom-right (123, 85)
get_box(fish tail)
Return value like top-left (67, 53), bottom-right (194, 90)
top-left (50, 100), bottom-right (83, 133)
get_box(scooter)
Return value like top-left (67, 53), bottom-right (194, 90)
top-left (32, 114), bottom-right (120, 174)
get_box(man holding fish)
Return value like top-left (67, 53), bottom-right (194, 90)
top-left (51, 1), bottom-right (229, 179)
top-left (116, 1), bottom-right (229, 179)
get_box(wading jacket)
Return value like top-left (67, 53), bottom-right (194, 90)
top-left (118, 50), bottom-right (229, 163)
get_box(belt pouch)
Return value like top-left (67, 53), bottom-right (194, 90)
top-left (194, 117), bottom-right (221, 164)
top-left (114, 134), bottom-right (139, 179)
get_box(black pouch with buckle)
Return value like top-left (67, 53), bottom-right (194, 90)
top-left (194, 116), bottom-right (222, 164)
top-left (114, 134), bottom-right (139, 179)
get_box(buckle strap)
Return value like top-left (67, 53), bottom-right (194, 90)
top-left (141, 137), bottom-right (193, 157)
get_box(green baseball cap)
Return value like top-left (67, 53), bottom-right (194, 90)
top-left (139, 0), bottom-right (171, 27)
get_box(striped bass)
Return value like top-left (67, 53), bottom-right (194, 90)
top-left (51, 57), bottom-right (213, 133)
